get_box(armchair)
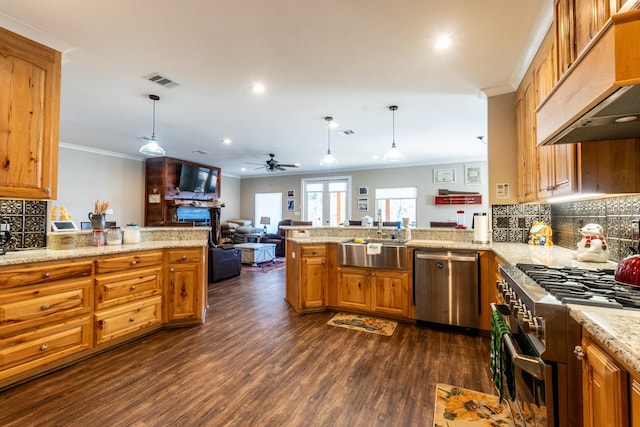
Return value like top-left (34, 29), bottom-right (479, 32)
top-left (261, 219), bottom-right (292, 257)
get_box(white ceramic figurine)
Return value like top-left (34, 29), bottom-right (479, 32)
top-left (574, 223), bottom-right (609, 263)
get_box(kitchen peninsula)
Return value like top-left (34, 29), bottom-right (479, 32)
top-left (0, 227), bottom-right (209, 390)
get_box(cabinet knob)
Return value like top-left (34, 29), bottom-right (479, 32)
top-left (130, 260), bottom-right (137, 266)
top-left (181, 255), bottom-right (187, 260)
top-left (129, 317), bottom-right (135, 322)
top-left (573, 345), bottom-right (585, 361)
top-left (170, 267), bottom-right (175, 272)
top-left (41, 304), bottom-right (50, 311)
top-left (129, 285), bottom-right (136, 291)
top-left (40, 344), bottom-right (48, 351)
top-left (43, 272), bottom-right (51, 279)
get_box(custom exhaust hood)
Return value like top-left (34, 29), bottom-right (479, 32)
top-left (537, 10), bottom-right (640, 146)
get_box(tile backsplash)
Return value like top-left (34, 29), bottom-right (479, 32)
top-left (492, 194), bottom-right (640, 262)
top-left (0, 200), bottom-right (47, 250)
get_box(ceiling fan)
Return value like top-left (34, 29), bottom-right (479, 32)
top-left (249, 153), bottom-right (300, 172)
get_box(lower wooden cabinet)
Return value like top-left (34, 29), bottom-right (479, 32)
top-left (337, 266), bottom-right (410, 318)
top-left (94, 297), bottom-right (162, 344)
top-left (166, 248), bottom-right (206, 324)
top-left (581, 334), bottom-right (629, 427)
top-left (632, 377), bottom-right (640, 427)
top-left (286, 242), bottom-right (327, 312)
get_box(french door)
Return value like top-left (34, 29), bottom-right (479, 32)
top-left (302, 177), bottom-right (350, 226)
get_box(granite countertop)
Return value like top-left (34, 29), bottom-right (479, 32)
top-left (570, 309), bottom-right (640, 376)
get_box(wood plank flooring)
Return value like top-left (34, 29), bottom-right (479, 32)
top-left (0, 268), bottom-right (494, 426)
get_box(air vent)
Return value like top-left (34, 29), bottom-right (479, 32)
top-left (337, 129), bottom-right (355, 136)
top-left (145, 73), bottom-right (180, 89)
top-left (192, 150), bottom-right (209, 155)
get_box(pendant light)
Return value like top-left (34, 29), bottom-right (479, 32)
top-left (320, 116), bottom-right (338, 166)
top-left (139, 94), bottom-right (166, 156)
top-left (383, 105), bottom-right (405, 162)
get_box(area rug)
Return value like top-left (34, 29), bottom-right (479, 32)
top-left (241, 258), bottom-right (285, 273)
top-left (433, 383), bottom-right (514, 427)
top-left (327, 312), bottom-right (397, 336)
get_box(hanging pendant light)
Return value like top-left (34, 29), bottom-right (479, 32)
top-left (320, 116), bottom-right (338, 166)
top-left (139, 94), bottom-right (166, 156)
top-left (383, 105), bottom-right (404, 162)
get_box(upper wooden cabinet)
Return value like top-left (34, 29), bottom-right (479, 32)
top-left (0, 27), bottom-right (61, 199)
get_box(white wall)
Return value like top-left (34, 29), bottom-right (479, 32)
top-left (240, 162), bottom-right (489, 228)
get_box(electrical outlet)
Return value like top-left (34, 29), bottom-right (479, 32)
top-left (632, 219), bottom-right (639, 241)
top-left (0, 223), bottom-right (9, 232)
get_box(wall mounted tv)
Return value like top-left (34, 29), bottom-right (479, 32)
top-left (178, 164), bottom-right (218, 194)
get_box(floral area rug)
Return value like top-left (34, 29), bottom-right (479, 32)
top-left (327, 312), bottom-right (397, 336)
top-left (433, 383), bottom-right (514, 426)
top-left (241, 257), bottom-right (285, 273)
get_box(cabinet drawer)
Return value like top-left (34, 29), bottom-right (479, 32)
top-left (94, 296), bottom-right (162, 345)
top-left (95, 267), bottom-right (162, 309)
top-left (0, 316), bottom-right (91, 372)
top-left (0, 278), bottom-right (92, 337)
top-left (168, 248), bottom-right (203, 264)
top-left (95, 251), bottom-right (163, 274)
top-left (301, 245), bottom-right (326, 257)
top-left (0, 261), bottom-right (93, 289)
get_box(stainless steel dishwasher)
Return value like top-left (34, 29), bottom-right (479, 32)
top-left (414, 250), bottom-right (480, 329)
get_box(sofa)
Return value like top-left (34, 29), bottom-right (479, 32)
top-left (261, 220), bottom-right (313, 257)
top-left (208, 244), bottom-right (242, 283)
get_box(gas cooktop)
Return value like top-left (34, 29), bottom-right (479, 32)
top-left (516, 263), bottom-right (640, 309)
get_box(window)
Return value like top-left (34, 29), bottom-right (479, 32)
top-left (254, 192), bottom-right (282, 234)
top-left (375, 187), bottom-right (417, 226)
top-left (302, 177), bottom-right (350, 226)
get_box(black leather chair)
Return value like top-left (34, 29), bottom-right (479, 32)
top-left (261, 219), bottom-right (291, 258)
top-left (208, 244), bottom-right (241, 283)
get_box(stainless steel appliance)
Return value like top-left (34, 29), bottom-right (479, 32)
top-left (414, 250), bottom-right (479, 328)
top-left (496, 263), bottom-right (640, 426)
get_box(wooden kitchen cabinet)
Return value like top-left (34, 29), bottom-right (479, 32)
top-left (166, 248), bottom-right (206, 325)
top-left (516, 75), bottom-right (538, 203)
top-left (632, 377), bottom-right (640, 427)
top-left (581, 334), bottom-right (629, 427)
top-left (0, 260), bottom-right (93, 384)
top-left (94, 251), bottom-right (164, 344)
top-left (336, 266), bottom-right (410, 318)
top-left (0, 27), bottom-right (60, 199)
top-left (478, 251), bottom-right (505, 332)
top-left (285, 242), bottom-right (327, 312)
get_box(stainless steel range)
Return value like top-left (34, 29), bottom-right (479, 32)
top-left (496, 262), bottom-right (640, 426)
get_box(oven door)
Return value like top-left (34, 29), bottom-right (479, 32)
top-left (491, 303), bottom-right (555, 427)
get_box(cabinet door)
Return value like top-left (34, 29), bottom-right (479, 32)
top-left (337, 268), bottom-right (370, 311)
top-left (632, 377), bottom-right (640, 427)
top-left (167, 262), bottom-right (202, 323)
top-left (370, 270), bottom-right (409, 317)
top-left (300, 256), bottom-right (325, 309)
top-left (516, 79), bottom-right (538, 202)
top-left (556, 0), bottom-right (575, 77)
top-left (582, 337), bottom-right (628, 427)
top-left (0, 28), bottom-right (60, 199)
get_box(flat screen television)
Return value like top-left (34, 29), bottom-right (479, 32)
top-left (178, 164), bottom-right (218, 193)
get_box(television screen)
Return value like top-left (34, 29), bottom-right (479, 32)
top-left (178, 164), bottom-right (218, 193)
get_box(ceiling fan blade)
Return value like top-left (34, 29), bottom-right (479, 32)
top-left (278, 163), bottom-right (299, 168)
top-left (276, 165), bottom-right (286, 171)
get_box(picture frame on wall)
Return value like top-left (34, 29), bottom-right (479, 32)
top-left (358, 198), bottom-right (369, 211)
top-left (287, 190), bottom-right (295, 197)
top-left (358, 186), bottom-right (368, 196)
top-left (434, 168), bottom-right (456, 183)
top-left (464, 163), bottom-right (482, 185)
top-left (287, 199), bottom-right (295, 211)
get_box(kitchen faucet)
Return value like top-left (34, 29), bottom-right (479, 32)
top-left (377, 209), bottom-right (383, 235)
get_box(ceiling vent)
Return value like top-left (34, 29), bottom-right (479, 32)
top-left (145, 73), bottom-right (180, 89)
top-left (337, 129), bottom-right (355, 136)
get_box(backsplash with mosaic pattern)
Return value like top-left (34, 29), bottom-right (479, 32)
top-left (492, 194), bottom-right (640, 262)
top-left (0, 200), bottom-right (47, 250)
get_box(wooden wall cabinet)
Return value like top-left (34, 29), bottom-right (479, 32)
top-left (166, 248), bottom-right (206, 324)
top-left (0, 27), bottom-right (60, 199)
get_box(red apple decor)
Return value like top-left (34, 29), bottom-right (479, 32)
top-left (615, 254), bottom-right (640, 287)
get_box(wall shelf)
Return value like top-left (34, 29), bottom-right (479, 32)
top-left (434, 194), bottom-right (482, 205)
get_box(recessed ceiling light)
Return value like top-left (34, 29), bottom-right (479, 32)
top-left (435, 36), bottom-right (452, 50)
top-left (372, 154), bottom-right (379, 160)
top-left (251, 83), bottom-right (266, 94)
top-left (241, 167), bottom-right (246, 171)
top-left (222, 138), bottom-right (232, 144)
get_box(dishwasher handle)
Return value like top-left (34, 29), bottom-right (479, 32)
top-left (415, 252), bottom-right (477, 262)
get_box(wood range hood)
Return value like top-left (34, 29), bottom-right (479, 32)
top-left (537, 9), bottom-right (640, 146)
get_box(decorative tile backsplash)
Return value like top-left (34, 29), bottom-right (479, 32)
top-left (0, 200), bottom-right (47, 250)
top-left (491, 203), bottom-right (551, 244)
top-left (492, 194), bottom-right (640, 262)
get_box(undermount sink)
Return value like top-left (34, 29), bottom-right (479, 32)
top-left (338, 240), bottom-right (408, 269)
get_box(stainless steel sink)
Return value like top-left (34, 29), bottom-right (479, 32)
top-left (338, 240), bottom-right (408, 269)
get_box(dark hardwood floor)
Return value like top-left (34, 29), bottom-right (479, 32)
top-left (0, 267), bottom-right (494, 426)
